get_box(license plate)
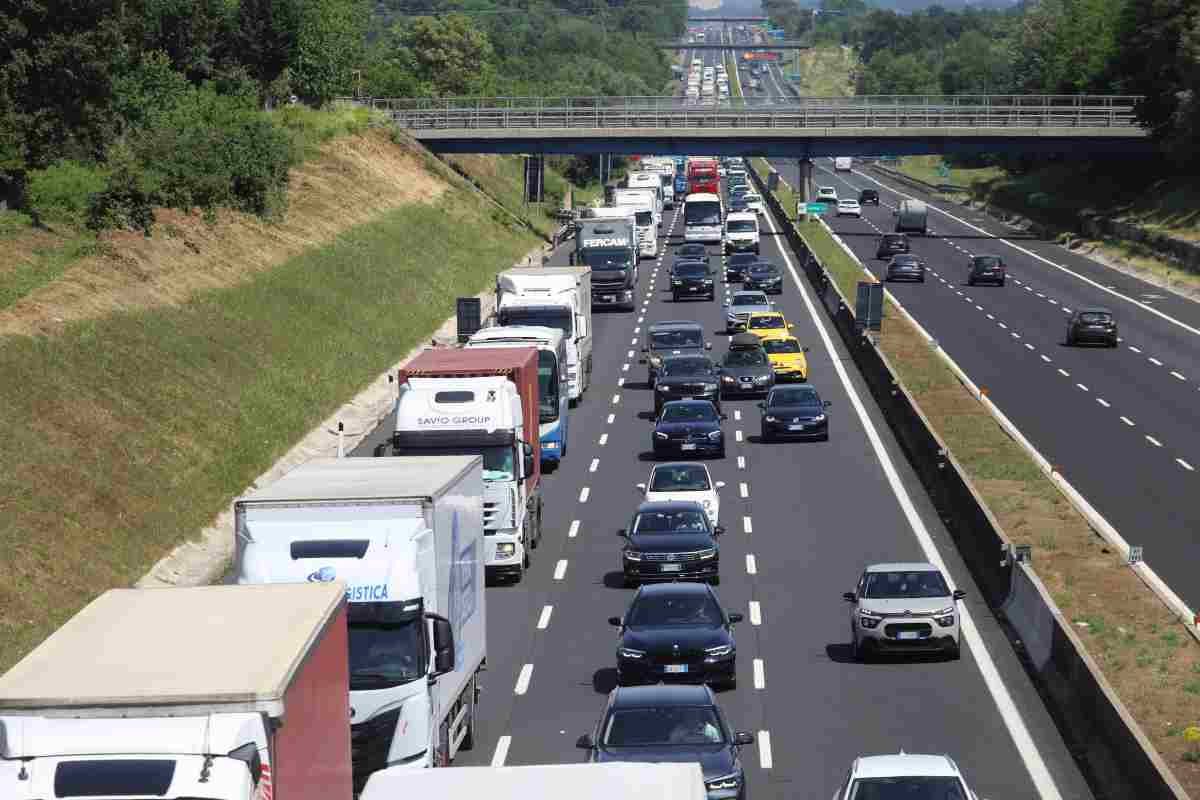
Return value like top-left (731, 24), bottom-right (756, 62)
top-left (681, 443), bottom-right (697, 451)
top-left (689, 286), bottom-right (700, 292)
top-left (897, 631), bottom-right (920, 640)
top-left (788, 424), bottom-right (805, 431)
top-left (603, 294), bottom-right (616, 302)
top-left (661, 563), bottom-right (682, 573)
top-left (681, 396), bottom-right (694, 401)
top-left (664, 664), bottom-right (688, 673)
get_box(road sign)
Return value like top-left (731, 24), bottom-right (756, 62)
top-left (936, 163), bottom-right (950, 178)
top-left (805, 203), bottom-right (828, 214)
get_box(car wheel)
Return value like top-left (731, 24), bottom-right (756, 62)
top-left (722, 674), bottom-right (737, 691)
top-left (946, 639), bottom-right (962, 661)
top-left (1110, 337), bottom-right (1119, 348)
top-left (673, 293), bottom-right (680, 302)
top-left (717, 446), bottom-right (726, 459)
top-left (919, 274), bottom-right (926, 283)
top-left (967, 277), bottom-right (974, 286)
top-left (708, 575), bottom-right (721, 586)
top-left (623, 574), bottom-right (637, 589)
top-left (820, 431), bottom-right (830, 442)
top-left (760, 424), bottom-right (770, 442)
top-left (1065, 333), bottom-right (1075, 347)
top-left (999, 277), bottom-right (1006, 287)
top-left (852, 632), bottom-right (866, 663)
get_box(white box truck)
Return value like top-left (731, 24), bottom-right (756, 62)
top-left (496, 266), bottom-right (593, 403)
top-left (611, 188), bottom-right (659, 259)
top-left (0, 583), bottom-right (353, 800)
top-left (362, 763), bottom-right (707, 800)
top-left (626, 172), bottom-right (665, 223)
top-left (234, 456), bottom-right (486, 790)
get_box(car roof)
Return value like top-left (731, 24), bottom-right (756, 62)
top-left (650, 462), bottom-right (711, 475)
top-left (636, 499), bottom-right (707, 514)
top-left (661, 399), bottom-right (718, 410)
top-left (650, 320), bottom-right (704, 331)
top-left (611, 684), bottom-right (714, 708)
top-left (747, 262), bottom-right (778, 270)
top-left (728, 253), bottom-right (759, 262)
top-left (727, 211), bottom-right (757, 222)
top-left (852, 753), bottom-right (959, 779)
top-left (729, 333), bottom-right (765, 349)
top-left (865, 562), bottom-right (940, 573)
top-left (637, 581), bottom-right (713, 599)
top-left (732, 290), bottom-right (768, 299)
top-left (1078, 306), bottom-right (1114, 314)
top-left (747, 311), bottom-right (784, 318)
top-left (660, 353), bottom-right (712, 363)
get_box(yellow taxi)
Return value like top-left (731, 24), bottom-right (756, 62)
top-left (761, 335), bottom-right (810, 381)
top-left (744, 311), bottom-right (794, 341)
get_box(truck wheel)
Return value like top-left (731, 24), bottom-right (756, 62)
top-left (460, 677), bottom-right (477, 751)
top-left (372, 442), bottom-right (389, 458)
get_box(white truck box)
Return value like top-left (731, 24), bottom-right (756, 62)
top-left (362, 762), bottom-right (707, 800)
top-left (496, 266), bottom-right (593, 402)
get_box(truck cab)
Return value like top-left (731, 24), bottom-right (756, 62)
top-left (496, 267), bottom-right (593, 402)
top-left (611, 189), bottom-right (660, 259)
top-left (571, 218), bottom-right (638, 311)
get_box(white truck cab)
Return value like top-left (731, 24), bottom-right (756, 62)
top-left (496, 267), bottom-right (593, 403)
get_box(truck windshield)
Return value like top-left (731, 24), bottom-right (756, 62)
top-left (581, 250), bottom-right (632, 270)
top-left (685, 201), bottom-right (721, 226)
top-left (538, 351), bottom-right (560, 423)
top-left (348, 616), bottom-right (427, 689)
top-left (634, 211), bottom-right (653, 227)
top-left (499, 308), bottom-right (573, 338)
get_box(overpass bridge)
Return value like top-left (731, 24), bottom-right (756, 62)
top-left (662, 41), bottom-right (809, 50)
top-left (349, 94), bottom-right (1154, 158)
top-left (687, 16), bottom-right (768, 23)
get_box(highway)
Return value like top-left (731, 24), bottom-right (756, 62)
top-left (346, 32), bottom-right (1095, 796)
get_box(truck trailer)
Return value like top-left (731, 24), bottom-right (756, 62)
top-left (0, 583), bottom-right (352, 800)
top-left (234, 456), bottom-right (486, 790)
top-left (571, 217), bottom-right (638, 311)
top-left (362, 762), bottom-right (708, 800)
top-left (384, 348), bottom-right (544, 583)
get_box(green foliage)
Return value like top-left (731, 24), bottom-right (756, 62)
top-left (291, 0), bottom-right (370, 103)
top-left (25, 161), bottom-right (110, 227)
top-left (391, 14), bottom-right (498, 97)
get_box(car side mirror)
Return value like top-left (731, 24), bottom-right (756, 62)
top-left (576, 734), bottom-right (595, 749)
top-left (756, 402), bottom-right (765, 410)
top-left (803, 347), bottom-right (811, 353)
top-left (617, 528), bottom-right (628, 538)
top-left (728, 612), bottom-right (744, 624)
top-left (705, 342), bottom-right (712, 350)
top-left (636, 482), bottom-right (647, 492)
top-left (953, 589), bottom-right (967, 601)
top-left (842, 592), bottom-right (857, 602)
top-left (429, 614), bottom-right (455, 676)
top-left (522, 442), bottom-right (534, 477)
top-left (608, 616), bottom-right (622, 626)
top-left (823, 400), bottom-right (832, 408)
top-left (714, 525), bottom-right (726, 536)
top-left (733, 731), bottom-right (755, 747)
top-left (715, 481), bottom-right (726, 489)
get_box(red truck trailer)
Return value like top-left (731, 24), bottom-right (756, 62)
top-left (687, 157), bottom-right (720, 195)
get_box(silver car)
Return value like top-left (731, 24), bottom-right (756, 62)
top-left (723, 291), bottom-right (773, 334)
top-left (843, 562), bottom-right (965, 661)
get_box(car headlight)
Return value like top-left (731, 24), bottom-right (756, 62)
top-left (706, 772), bottom-right (742, 791)
top-left (704, 644), bottom-right (733, 658)
top-left (754, 374), bottom-right (771, 384)
top-left (703, 383), bottom-right (718, 392)
top-left (764, 415), bottom-right (777, 423)
top-left (707, 430), bottom-right (722, 440)
top-left (701, 499), bottom-right (713, 510)
top-left (654, 431), bottom-right (669, 440)
top-left (935, 614), bottom-right (956, 628)
top-left (649, 355), bottom-right (663, 367)
top-left (544, 442), bottom-right (559, 450)
top-left (618, 647), bottom-right (645, 659)
top-left (696, 547), bottom-right (717, 559)
top-left (623, 550), bottom-right (642, 561)
top-left (703, 279), bottom-right (713, 284)
top-left (672, 279), bottom-right (683, 285)
top-left (859, 610), bottom-right (882, 629)
top-left (657, 384), bottom-right (670, 392)
top-left (496, 543), bottom-right (516, 557)
top-left (722, 375), bottom-right (735, 383)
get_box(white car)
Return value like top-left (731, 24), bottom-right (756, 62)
top-left (740, 192), bottom-right (765, 217)
top-left (835, 199), bottom-right (862, 218)
top-left (831, 753), bottom-right (980, 800)
top-left (637, 463), bottom-right (724, 526)
top-left (843, 562), bottom-right (965, 661)
top-left (816, 186), bottom-right (839, 203)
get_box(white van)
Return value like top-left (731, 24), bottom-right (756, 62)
top-left (834, 157), bottom-right (853, 172)
top-left (723, 211), bottom-right (760, 255)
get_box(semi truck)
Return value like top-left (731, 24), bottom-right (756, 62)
top-left (495, 266), bottom-right (593, 402)
top-left (0, 582), bottom-right (353, 800)
top-left (383, 347), bottom-right (544, 583)
top-left (234, 456), bottom-right (486, 790)
top-left (362, 763), bottom-right (708, 800)
top-left (610, 188), bottom-right (659, 259)
top-left (625, 173), bottom-right (665, 223)
top-left (570, 217), bottom-right (638, 311)
top-left (466, 326), bottom-right (570, 464)
top-left (687, 157), bottom-right (720, 195)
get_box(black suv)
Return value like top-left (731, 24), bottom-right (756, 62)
top-left (967, 254), bottom-right (1006, 286)
top-left (885, 254), bottom-right (926, 283)
top-left (671, 260), bottom-right (716, 301)
top-left (720, 334), bottom-right (774, 397)
top-left (725, 252), bottom-right (759, 282)
top-left (859, 188), bottom-right (880, 206)
top-left (674, 243), bottom-right (710, 264)
top-left (1066, 307), bottom-right (1119, 347)
top-left (618, 501), bottom-right (724, 584)
top-left (655, 355), bottom-right (722, 416)
top-left (876, 233), bottom-right (909, 259)
top-left (642, 321), bottom-right (711, 385)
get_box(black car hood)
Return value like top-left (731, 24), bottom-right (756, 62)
top-left (627, 532), bottom-right (717, 553)
top-left (658, 374), bottom-right (719, 390)
top-left (651, 346), bottom-right (704, 359)
top-left (767, 403), bottom-right (824, 419)
top-left (655, 420), bottom-right (721, 435)
top-left (722, 363), bottom-right (772, 379)
top-left (594, 744), bottom-right (734, 780)
top-left (622, 624), bottom-right (730, 654)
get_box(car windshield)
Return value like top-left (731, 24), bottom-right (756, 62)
top-left (839, 200), bottom-right (858, 206)
top-left (748, 315), bottom-right (785, 329)
top-left (677, 246), bottom-right (706, 258)
top-left (848, 776), bottom-right (968, 800)
top-left (893, 255), bottom-right (919, 264)
top-left (863, 570), bottom-right (951, 599)
top-left (770, 387), bottom-right (820, 406)
top-left (649, 465), bottom-right (711, 492)
top-left (348, 617), bottom-right (426, 689)
top-left (743, 194), bottom-right (760, 203)
top-left (724, 349), bottom-right (768, 366)
top-left (728, 254), bottom-right (757, 266)
top-left (582, 250), bottom-right (632, 269)
top-left (973, 256), bottom-right (1002, 269)
top-left (883, 236), bottom-right (905, 245)
top-left (651, 330), bottom-right (703, 350)
top-left (604, 706), bottom-right (724, 747)
top-left (727, 220), bottom-right (756, 233)
top-left (661, 358), bottom-right (714, 377)
top-left (685, 201), bottom-right (722, 226)
top-left (633, 509), bottom-right (709, 533)
top-left (749, 266), bottom-right (778, 276)
top-left (661, 403), bottom-right (718, 422)
top-left (635, 211), bottom-right (653, 226)
top-left (762, 339), bottom-right (801, 354)
top-left (1079, 312), bottom-right (1113, 324)
top-left (627, 592), bottom-right (724, 627)
top-left (674, 262), bottom-right (709, 277)
top-left (732, 293), bottom-right (768, 307)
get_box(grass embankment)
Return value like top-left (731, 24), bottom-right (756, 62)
top-left (0, 106), bottom-right (378, 314)
top-left (752, 158), bottom-right (1200, 787)
top-left (0, 133), bottom-right (544, 672)
top-left (794, 44), bottom-right (856, 97)
top-left (442, 154), bottom-right (569, 237)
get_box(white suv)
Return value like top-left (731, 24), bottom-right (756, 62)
top-left (831, 753), bottom-right (980, 800)
top-left (816, 186), bottom-right (839, 203)
top-left (843, 562), bottom-right (965, 660)
top-left (723, 211), bottom-right (760, 254)
top-left (637, 463), bottom-right (724, 525)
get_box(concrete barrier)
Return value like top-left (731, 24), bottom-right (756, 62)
top-left (750, 165), bottom-right (1188, 800)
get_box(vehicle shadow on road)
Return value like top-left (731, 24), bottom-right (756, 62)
top-left (602, 571), bottom-right (633, 590)
top-left (592, 668), bottom-right (619, 694)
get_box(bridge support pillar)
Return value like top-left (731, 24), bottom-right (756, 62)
top-left (798, 158), bottom-right (814, 205)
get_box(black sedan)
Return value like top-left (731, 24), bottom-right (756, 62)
top-left (1067, 307), bottom-right (1119, 347)
top-left (884, 253), bottom-right (926, 283)
top-left (758, 385), bottom-right (831, 441)
top-left (610, 583), bottom-right (743, 689)
top-left (876, 233), bottom-right (909, 259)
top-left (674, 243), bottom-right (710, 264)
top-left (725, 252), bottom-right (758, 282)
top-left (967, 254), bottom-right (1006, 286)
top-left (618, 501), bottom-right (724, 585)
top-left (652, 400), bottom-right (726, 459)
top-left (859, 188), bottom-right (880, 206)
top-left (672, 260), bottom-right (716, 301)
top-left (728, 197), bottom-right (750, 216)
top-left (578, 685), bottom-right (753, 800)
top-left (720, 336), bottom-right (774, 397)
top-left (743, 262), bottom-right (783, 294)
top-left (655, 355), bottom-right (722, 416)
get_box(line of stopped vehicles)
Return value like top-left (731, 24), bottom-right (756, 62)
top-left (0, 154), bottom-right (994, 800)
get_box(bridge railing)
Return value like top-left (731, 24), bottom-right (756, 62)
top-left (336, 95), bottom-right (1144, 130)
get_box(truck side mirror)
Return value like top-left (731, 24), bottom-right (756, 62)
top-left (227, 743), bottom-right (262, 785)
top-left (522, 442), bottom-right (535, 478)
top-left (636, 482), bottom-right (647, 492)
top-left (428, 614), bottom-right (455, 676)
top-left (705, 342), bottom-right (712, 350)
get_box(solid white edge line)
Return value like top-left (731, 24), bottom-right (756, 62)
top-left (761, 204), bottom-right (1064, 800)
top-left (537, 605), bottom-right (553, 630)
top-left (553, 559), bottom-right (568, 580)
top-left (491, 735), bottom-right (512, 766)
top-left (753, 659), bottom-right (765, 690)
top-left (514, 664), bottom-right (533, 695)
top-left (757, 730), bottom-right (773, 769)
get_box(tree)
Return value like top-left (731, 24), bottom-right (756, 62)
top-left (290, 0), bottom-right (369, 103)
top-left (123, 0), bottom-right (239, 83)
top-left (394, 14), bottom-right (497, 97)
top-left (1114, 0), bottom-right (1197, 143)
top-left (940, 30), bottom-right (1012, 94)
top-left (232, 0), bottom-right (302, 103)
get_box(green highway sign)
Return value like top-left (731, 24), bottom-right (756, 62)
top-left (805, 202), bottom-right (828, 213)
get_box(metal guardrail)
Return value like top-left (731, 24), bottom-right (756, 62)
top-left (338, 95), bottom-right (1144, 131)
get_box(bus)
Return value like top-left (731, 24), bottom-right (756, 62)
top-left (683, 192), bottom-right (723, 244)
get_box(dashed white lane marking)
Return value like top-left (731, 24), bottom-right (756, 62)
top-left (631, 338), bottom-right (637, 345)
top-left (1128, 346), bottom-right (1141, 353)
top-left (1011, 332), bottom-right (1021, 339)
top-left (491, 735), bottom-right (512, 766)
top-left (753, 659), bottom-right (765, 690)
top-left (745, 555), bottom-right (757, 575)
top-left (1058, 368), bottom-right (1070, 377)
top-left (553, 559), bottom-right (568, 580)
top-left (987, 313), bottom-right (995, 320)
top-left (579, 487), bottom-right (590, 503)
top-left (1146, 435), bottom-right (1163, 447)
top-left (758, 731), bottom-right (773, 769)
top-left (748, 600), bottom-right (762, 625)
top-left (607, 413), bottom-right (615, 424)
top-left (617, 377), bottom-right (625, 387)
top-left (1121, 416), bottom-right (1135, 427)
top-left (627, 350), bottom-right (635, 358)
top-left (1014, 278), bottom-right (1023, 284)
top-left (1150, 357), bottom-right (1163, 366)
top-left (975, 305), bottom-right (983, 311)
top-left (638, 315), bottom-right (644, 323)
top-left (955, 290), bottom-right (963, 296)
top-left (737, 456), bottom-right (746, 470)
top-left (1063, 307), bottom-right (1072, 313)
top-left (589, 458), bottom-right (599, 473)
top-left (1172, 371), bottom-right (1187, 381)
top-left (1041, 354), bottom-right (1052, 363)
top-left (1036, 292), bottom-right (1045, 298)
top-left (514, 664), bottom-right (534, 695)
top-left (1076, 383), bottom-right (1089, 392)
top-left (1048, 298), bottom-right (1058, 305)
top-left (537, 605), bottom-right (553, 630)
top-left (634, 326), bottom-right (640, 333)
top-left (568, 520), bottom-right (580, 538)
top-left (998, 322), bottom-right (1007, 329)
top-left (1176, 458), bottom-right (1196, 471)
top-left (622, 363), bottom-right (630, 372)
top-left (739, 482), bottom-right (749, 498)
top-left (1024, 343), bottom-right (1035, 350)
top-left (735, 430), bottom-right (744, 442)
top-left (611, 394), bottom-right (621, 404)
top-left (1097, 398), bottom-right (1110, 408)
top-left (742, 516), bottom-right (753, 534)
top-left (734, 409), bottom-right (742, 421)
top-left (599, 433), bottom-right (608, 446)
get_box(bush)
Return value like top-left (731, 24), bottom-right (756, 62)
top-left (25, 161), bottom-right (110, 227)
top-left (87, 142), bottom-right (160, 235)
